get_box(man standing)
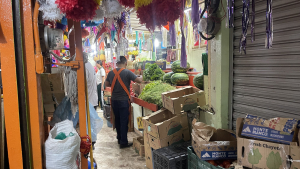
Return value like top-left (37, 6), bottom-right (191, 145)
top-left (105, 56), bottom-right (143, 148)
top-left (96, 60), bottom-right (105, 110)
top-left (84, 54), bottom-right (98, 110)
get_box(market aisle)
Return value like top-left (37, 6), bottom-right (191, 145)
top-left (93, 109), bottom-right (147, 169)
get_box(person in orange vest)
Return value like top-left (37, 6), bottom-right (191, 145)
top-left (105, 56), bottom-right (143, 148)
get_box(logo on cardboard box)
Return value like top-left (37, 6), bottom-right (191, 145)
top-left (167, 121), bottom-right (182, 136)
top-left (182, 98), bottom-right (198, 112)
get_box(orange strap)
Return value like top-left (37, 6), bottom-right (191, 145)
top-left (110, 68), bottom-right (132, 130)
top-left (111, 68), bottom-right (130, 100)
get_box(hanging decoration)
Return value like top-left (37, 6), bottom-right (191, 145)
top-left (39, 0), bottom-right (64, 21)
top-left (136, 0), bottom-right (182, 31)
top-left (169, 23), bottom-right (176, 46)
top-left (91, 6), bottom-right (105, 22)
top-left (265, 0), bottom-right (273, 49)
top-left (239, 0), bottom-right (250, 54)
top-left (136, 4), bottom-right (156, 31)
top-left (55, 0), bottom-right (98, 21)
top-left (191, 0), bottom-right (200, 28)
top-left (102, 0), bottom-right (123, 18)
top-left (251, 0), bottom-right (255, 41)
top-left (227, 0), bottom-right (234, 28)
top-left (135, 0), bottom-right (153, 9)
top-left (118, 0), bottom-right (135, 7)
top-left (180, 27), bottom-right (187, 68)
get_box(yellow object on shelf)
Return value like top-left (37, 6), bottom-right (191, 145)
top-left (137, 117), bottom-right (143, 130)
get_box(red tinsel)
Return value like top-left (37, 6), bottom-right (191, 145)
top-left (118, 0), bottom-right (135, 8)
top-left (136, 0), bottom-right (182, 31)
top-left (136, 3), bottom-right (156, 31)
top-left (56, 0), bottom-right (98, 21)
top-left (82, 29), bottom-right (89, 38)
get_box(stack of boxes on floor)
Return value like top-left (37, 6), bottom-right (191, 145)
top-left (236, 115), bottom-right (300, 169)
top-left (142, 86), bottom-right (206, 169)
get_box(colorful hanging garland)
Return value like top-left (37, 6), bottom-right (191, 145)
top-left (227, 0), bottom-right (234, 28)
top-left (118, 0), bottom-right (135, 8)
top-left (266, 0), bottom-right (273, 49)
top-left (251, 0), bottom-right (255, 41)
top-left (191, 0), bottom-right (200, 28)
top-left (55, 0), bottom-right (98, 21)
top-left (239, 0), bottom-right (250, 54)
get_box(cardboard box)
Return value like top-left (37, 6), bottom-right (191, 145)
top-left (241, 114), bottom-right (299, 144)
top-left (142, 109), bottom-right (189, 139)
top-left (162, 86), bottom-right (206, 114)
top-left (192, 129), bottom-right (237, 160)
top-left (148, 127), bottom-right (190, 150)
top-left (144, 131), bottom-right (153, 169)
top-left (133, 137), bottom-right (145, 157)
top-left (290, 143), bottom-right (300, 169)
top-left (237, 118), bottom-right (300, 169)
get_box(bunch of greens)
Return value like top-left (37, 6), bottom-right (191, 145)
top-left (139, 81), bottom-right (176, 108)
top-left (143, 63), bottom-right (165, 81)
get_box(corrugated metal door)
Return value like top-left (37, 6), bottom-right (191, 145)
top-left (232, 0), bottom-right (300, 129)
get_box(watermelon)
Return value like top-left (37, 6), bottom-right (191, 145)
top-left (163, 72), bottom-right (174, 84)
top-left (171, 73), bottom-right (189, 86)
top-left (171, 60), bottom-right (190, 73)
top-left (193, 73), bottom-right (204, 90)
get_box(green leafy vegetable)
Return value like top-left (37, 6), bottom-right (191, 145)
top-left (139, 81), bottom-right (176, 108)
top-left (266, 152), bottom-right (282, 169)
top-left (143, 63), bottom-right (165, 81)
top-left (248, 148), bottom-right (262, 166)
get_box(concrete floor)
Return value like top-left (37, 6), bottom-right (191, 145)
top-left (93, 110), bottom-right (147, 169)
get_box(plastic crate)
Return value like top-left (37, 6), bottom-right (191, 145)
top-left (187, 146), bottom-right (234, 169)
top-left (153, 142), bottom-right (190, 169)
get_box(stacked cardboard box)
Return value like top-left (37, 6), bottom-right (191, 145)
top-left (236, 116), bottom-right (300, 169)
top-left (133, 137), bottom-right (145, 157)
top-left (191, 119), bottom-right (237, 161)
top-left (142, 109), bottom-right (190, 169)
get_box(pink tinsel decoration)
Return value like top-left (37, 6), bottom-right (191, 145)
top-left (56, 0), bottom-right (98, 21)
top-left (118, 0), bottom-right (135, 8)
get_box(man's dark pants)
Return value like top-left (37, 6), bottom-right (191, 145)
top-left (111, 100), bottom-right (129, 145)
top-left (97, 83), bottom-right (102, 109)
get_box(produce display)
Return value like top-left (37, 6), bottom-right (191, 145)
top-left (163, 72), bottom-right (174, 84)
top-left (138, 81), bottom-right (176, 108)
top-left (193, 73), bottom-right (204, 90)
top-left (143, 63), bottom-right (165, 81)
top-left (206, 160), bottom-right (234, 168)
top-left (171, 73), bottom-right (189, 86)
top-left (171, 60), bottom-right (190, 73)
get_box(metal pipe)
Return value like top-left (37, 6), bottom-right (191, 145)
top-left (33, 1), bottom-right (44, 74)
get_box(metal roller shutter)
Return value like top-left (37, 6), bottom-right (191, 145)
top-left (232, 0), bottom-right (300, 130)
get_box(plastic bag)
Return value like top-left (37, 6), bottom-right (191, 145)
top-left (50, 96), bottom-right (103, 142)
top-left (48, 97), bottom-right (71, 127)
top-left (45, 120), bottom-right (81, 169)
top-left (69, 102), bottom-right (103, 142)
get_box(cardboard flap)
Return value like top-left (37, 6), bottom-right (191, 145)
top-left (244, 114), bottom-right (299, 134)
top-left (192, 119), bottom-right (217, 141)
